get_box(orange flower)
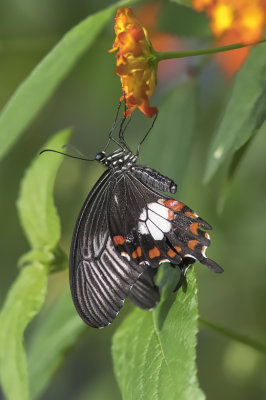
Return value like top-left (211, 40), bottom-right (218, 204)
top-left (109, 7), bottom-right (158, 118)
top-left (135, 2), bottom-right (183, 84)
top-left (192, 0), bottom-right (266, 76)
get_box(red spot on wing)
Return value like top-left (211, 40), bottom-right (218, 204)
top-left (149, 246), bottom-right (160, 259)
top-left (190, 222), bottom-right (199, 235)
top-left (132, 246), bottom-right (142, 259)
top-left (168, 209), bottom-right (175, 220)
top-left (164, 199), bottom-right (185, 211)
top-left (174, 246), bottom-right (181, 253)
top-left (113, 235), bottom-right (125, 246)
top-left (185, 211), bottom-right (197, 218)
top-left (188, 240), bottom-right (198, 250)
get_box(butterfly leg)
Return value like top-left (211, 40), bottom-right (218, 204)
top-left (172, 257), bottom-right (196, 292)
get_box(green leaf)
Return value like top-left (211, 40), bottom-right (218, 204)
top-left (0, 0), bottom-right (133, 161)
top-left (28, 290), bottom-right (85, 400)
top-left (218, 120), bottom-right (266, 212)
top-left (204, 44), bottom-right (266, 183)
top-left (141, 79), bottom-right (198, 187)
top-left (112, 268), bottom-right (205, 400)
top-left (0, 263), bottom-right (48, 400)
top-left (17, 128), bottom-right (71, 251)
top-left (170, 0), bottom-right (192, 7)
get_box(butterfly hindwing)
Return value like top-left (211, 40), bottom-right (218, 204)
top-left (128, 266), bottom-right (159, 310)
top-left (110, 170), bottom-right (223, 273)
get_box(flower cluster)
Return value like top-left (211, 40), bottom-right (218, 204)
top-left (193, 0), bottom-right (266, 76)
top-left (109, 7), bottom-right (158, 118)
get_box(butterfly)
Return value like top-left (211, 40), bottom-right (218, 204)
top-left (66, 104), bottom-right (223, 328)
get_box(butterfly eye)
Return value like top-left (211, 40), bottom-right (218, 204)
top-left (95, 151), bottom-right (106, 162)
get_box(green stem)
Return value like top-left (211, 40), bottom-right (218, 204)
top-left (154, 37), bottom-right (266, 62)
top-left (199, 317), bottom-right (266, 355)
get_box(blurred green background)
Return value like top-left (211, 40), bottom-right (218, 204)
top-left (1, 1), bottom-right (266, 399)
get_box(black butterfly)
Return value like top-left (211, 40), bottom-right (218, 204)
top-left (67, 105), bottom-right (223, 328)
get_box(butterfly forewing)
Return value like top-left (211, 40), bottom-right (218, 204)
top-left (70, 170), bottom-right (146, 328)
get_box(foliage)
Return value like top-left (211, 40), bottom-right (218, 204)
top-left (113, 269), bottom-right (205, 400)
top-left (0, 263), bottom-right (47, 400)
top-left (0, 1), bottom-right (266, 400)
top-left (28, 291), bottom-right (84, 400)
top-left (0, 129), bottom-right (71, 400)
top-left (204, 44), bottom-right (266, 183)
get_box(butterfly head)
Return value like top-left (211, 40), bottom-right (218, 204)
top-left (95, 151), bottom-right (106, 162)
top-left (95, 150), bottom-right (137, 169)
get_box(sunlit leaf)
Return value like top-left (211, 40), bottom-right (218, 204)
top-left (0, 263), bottom-right (47, 400)
top-left (17, 129), bottom-right (71, 251)
top-left (28, 290), bottom-right (85, 400)
top-left (112, 268), bottom-right (205, 400)
top-left (0, 0), bottom-right (134, 161)
top-left (204, 44), bottom-right (266, 183)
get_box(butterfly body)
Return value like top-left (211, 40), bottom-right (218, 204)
top-left (69, 150), bottom-right (223, 328)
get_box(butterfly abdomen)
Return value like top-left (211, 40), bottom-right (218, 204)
top-left (131, 165), bottom-right (177, 194)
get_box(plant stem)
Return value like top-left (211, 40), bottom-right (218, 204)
top-left (199, 317), bottom-right (266, 355)
top-left (154, 38), bottom-right (266, 62)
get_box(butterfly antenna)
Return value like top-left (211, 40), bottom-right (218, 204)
top-left (136, 112), bottom-right (158, 156)
top-left (40, 149), bottom-right (95, 161)
top-left (62, 144), bottom-right (89, 158)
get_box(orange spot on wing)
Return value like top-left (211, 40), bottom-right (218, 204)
top-left (185, 211), bottom-right (197, 218)
top-left (132, 246), bottom-right (142, 259)
top-left (188, 240), bottom-right (198, 250)
top-left (174, 246), bottom-right (181, 253)
top-left (205, 232), bottom-right (210, 239)
top-left (167, 248), bottom-right (176, 258)
top-left (164, 199), bottom-right (185, 211)
top-left (113, 235), bottom-right (125, 246)
top-left (190, 222), bottom-right (199, 235)
top-left (149, 246), bottom-right (160, 259)
top-left (167, 246), bottom-right (181, 258)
